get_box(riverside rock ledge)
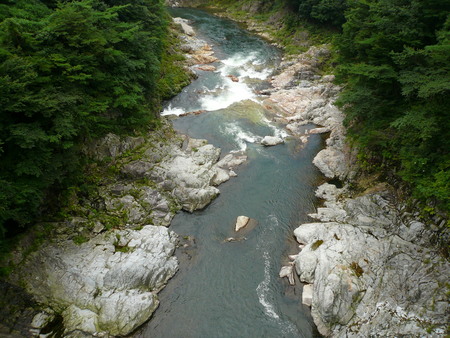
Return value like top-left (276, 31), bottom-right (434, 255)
top-left (293, 183), bottom-right (449, 337)
top-left (7, 121), bottom-right (246, 336)
top-left (266, 45), bottom-right (448, 336)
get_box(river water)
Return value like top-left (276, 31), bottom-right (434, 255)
top-left (137, 8), bottom-right (323, 338)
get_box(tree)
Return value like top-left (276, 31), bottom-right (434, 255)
top-left (335, 0), bottom-right (450, 211)
top-left (0, 0), bottom-right (171, 234)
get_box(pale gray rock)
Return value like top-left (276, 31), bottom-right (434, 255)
top-left (293, 186), bottom-right (449, 337)
top-left (308, 127), bottom-right (330, 134)
top-left (63, 305), bottom-right (98, 334)
top-left (216, 153), bottom-right (247, 169)
top-left (211, 167), bottom-right (231, 186)
top-left (95, 289), bottom-right (158, 336)
top-left (279, 265), bottom-right (295, 285)
top-left (31, 312), bottom-right (54, 329)
top-left (153, 141), bottom-right (245, 212)
top-left (261, 136), bottom-right (284, 146)
top-left (14, 225), bottom-right (178, 336)
top-left (173, 17), bottom-right (195, 36)
top-left (302, 284), bottom-right (313, 307)
top-left (312, 148), bottom-right (348, 180)
top-left (235, 216), bottom-right (250, 232)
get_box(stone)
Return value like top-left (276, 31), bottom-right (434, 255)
top-left (279, 265), bottom-right (295, 285)
top-left (191, 54), bottom-right (219, 65)
top-left (14, 225), bottom-right (179, 336)
top-left (216, 153), bottom-right (247, 169)
top-left (62, 305), bottom-right (98, 334)
top-left (96, 290), bottom-right (158, 336)
top-left (226, 74), bottom-right (239, 82)
top-left (173, 17), bottom-right (195, 36)
top-left (292, 187), bottom-right (450, 337)
top-left (302, 284), bottom-right (313, 307)
top-left (261, 136), bottom-right (284, 146)
top-left (235, 216), bottom-right (250, 232)
top-left (211, 168), bottom-right (230, 186)
top-left (308, 127), bottom-right (330, 134)
top-left (196, 65), bottom-right (216, 71)
top-left (31, 312), bottom-right (53, 329)
top-left (312, 148), bottom-right (348, 180)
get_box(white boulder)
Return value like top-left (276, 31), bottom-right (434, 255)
top-left (261, 136), bottom-right (284, 146)
top-left (235, 216), bottom-right (250, 232)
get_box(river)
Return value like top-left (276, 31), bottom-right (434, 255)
top-left (136, 8), bottom-right (323, 338)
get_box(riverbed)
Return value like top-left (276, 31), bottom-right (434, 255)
top-left (137, 8), bottom-right (323, 337)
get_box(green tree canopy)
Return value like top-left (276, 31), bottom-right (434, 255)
top-left (0, 0), bottom-right (173, 234)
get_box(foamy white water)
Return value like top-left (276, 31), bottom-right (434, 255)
top-left (160, 104), bottom-right (186, 116)
top-left (262, 117), bottom-right (290, 139)
top-left (220, 52), bottom-right (271, 80)
top-left (257, 251), bottom-right (280, 320)
top-left (222, 122), bottom-right (262, 151)
top-left (200, 79), bottom-right (255, 111)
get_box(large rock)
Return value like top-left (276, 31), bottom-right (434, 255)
top-left (235, 216), bottom-right (250, 232)
top-left (261, 135), bottom-right (284, 146)
top-left (302, 284), bottom-right (313, 307)
top-left (173, 17), bottom-right (195, 36)
top-left (293, 185), bottom-right (449, 337)
top-left (312, 147), bottom-right (348, 180)
top-left (14, 225), bottom-right (178, 336)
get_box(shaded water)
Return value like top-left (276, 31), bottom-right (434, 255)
top-left (137, 8), bottom-right (323, 338)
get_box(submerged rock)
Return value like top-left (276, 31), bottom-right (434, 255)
top-left (226, 74), bottom-right (239, 82)
top-left (197, 65), bottom-right (216, 71)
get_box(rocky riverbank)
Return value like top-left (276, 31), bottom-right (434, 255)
top-left (1, 22), bottom-right (246, 337)
top-left (168, 2), bottom-right (450, 336)
top-left (259, 18), bottom-right (449, 338)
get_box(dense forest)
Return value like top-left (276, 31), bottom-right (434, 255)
top-left (0, 0), bottom-right (190, 236)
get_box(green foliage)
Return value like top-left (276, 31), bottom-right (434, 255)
top-left (311, 239), bottom-right (323, 250)
top-left (349, 261), bottom-right (364, 277)
top-left (0, 0), bottom-right (186, 235)
top-left (336, 0), bottom-right (450, 212)
top-left (287, 0), bottom-right (347, 26)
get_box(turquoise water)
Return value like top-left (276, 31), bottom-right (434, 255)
top-left (137, 8), bottom-right (323, 338)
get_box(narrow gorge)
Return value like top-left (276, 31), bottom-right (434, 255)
top-left (1, 2), bottom-right (448, 338)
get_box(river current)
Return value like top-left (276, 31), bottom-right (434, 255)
top-left (137, 8), bottom-right (323, 338)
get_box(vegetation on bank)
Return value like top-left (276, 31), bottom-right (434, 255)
top-left (0, 0), bottom-right (191, 237)
top-left (204, 0), bottom-right (450, 218)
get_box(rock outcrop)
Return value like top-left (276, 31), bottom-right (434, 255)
top-left (235, 216), bottom-right (250, 232)
top-left (267, 46), bottom-right (448, 337)
top-left (14, 225), bottom-right (177, 337)
top-left (7, 120), bottom-right (246, 336)
top-left (293, 184), bottom-right (449, 337)
top-left (173, 17), bottom-right (219, 67)
top-left (264, 46), bottom-right (349, 180)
